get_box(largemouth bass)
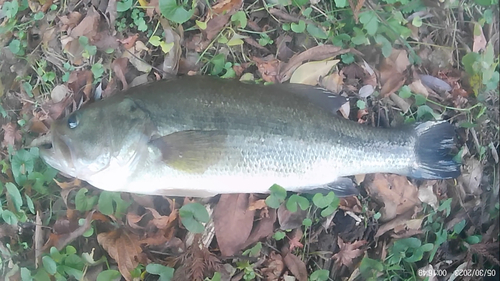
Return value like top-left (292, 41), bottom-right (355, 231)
top-left (38, 76), bottom-right (460, 197)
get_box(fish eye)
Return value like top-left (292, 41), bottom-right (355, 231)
top-left (67, 113), bottom-right (79, 129)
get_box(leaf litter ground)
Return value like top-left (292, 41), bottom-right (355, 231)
top-left (0, 0), bottom-right (498, 280)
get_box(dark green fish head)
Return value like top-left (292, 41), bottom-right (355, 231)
top-left (40, 97), bottom-right (154, 179)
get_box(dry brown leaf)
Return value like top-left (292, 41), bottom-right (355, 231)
top-left (289, 60), bottom-right (339, 86)
top-left (262, 251), bottom-right (284, 280)
top-left (418, 182), bottom-right (438, 210)
top-left (375, 211), bottom-right (422, 238)
top-left (253, 56), bottom-right (280, 83)
top-left (126, 212), bottom-right (147, 230)
top-left (2, 123), bottom-right (22, 147)
top-left (365, 174), bottom-right (420, 221)
top-left (248, 199), bottom-right (267, 211)
top-left (211, 0), bottom-right (243, 14)
top-left (473, 23), bottom-right (487, 52)
top-left (112, 57), bottom-right (129, 90)
top-left (160, 18), bottom-right (181, 77)
top-left (459, 157), bottom-right (483, 195)
top-left (279, 45), bottom-right (354, 82)
top-left (332, 238), bottom-right (367, 268)
top-left (50, 84), bottom-right (71, 103)
top-left (320, 72), bottom-right (344, 93)
top-left (97, 228), bottom-right (145, 281)
top-left (119, 34), bottom-right (139, 49)
top-left (67, 70), bottom-right (93, 102)
top-left (69, 6), bottom-right (100, 40)
top-left (242, 208), bottom-right (276, 249)
top-left (276, 34), bottom-right (294, 61)
top-left (282, 251), bottom-right (307, 281)
top-left (278, 204), bottom-right (307, 230)
top-left (408, 79), bottom-right (430, 97)
top-left (145, 207), bottom-right (177, 230)
top-left (339, 196), bottom-right (363, 213)
top-left (213, 194), bottom-right (255, 256)
top-left (43, 211), bottom-right (93, 251)
top-left (122, 41), bottom-right (152, 73)
top-left (106, 0), bottom-right (117, 26)
top-left (59, 12), bottom-right (82, 32)
top-left (380, 72), bottom-right (406, 97)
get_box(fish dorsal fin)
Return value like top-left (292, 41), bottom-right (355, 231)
top-left (149, 130), bottom-right (229, 173)
top-left (268, 83), bottom-right (347, 113)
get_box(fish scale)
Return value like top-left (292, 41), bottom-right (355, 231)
top-left (38, 76), bottom-right (460, 197)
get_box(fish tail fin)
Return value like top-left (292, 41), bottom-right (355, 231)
top-left (409, 121), bottom-right (461, 179)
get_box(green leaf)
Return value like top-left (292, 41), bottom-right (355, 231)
top-left (398, 85), bottom-right (412, 98)
top-left (461, 52), bottom-right (480, 75)
top-left (412, 15), bottom-right (422, 27)
top-left (42, 256), bottom-right (57, 275)
top-left (75, 188), bottom-right (97, 212)
top-left (146, 264), bottom-right (175, 281)
top-left (356, 100), bottom-right (366, 110)
top-left (310, 269), bottom-right (329, 281)
top-left (9, 39), bottom-right (24, 55)
top-left (273, 231), bottom-right (286, 240)
top-left (302, 218), bottom-right (312, 227)
top-left (320, 204), bottom-right (337, 217)
top-left (91, 63), bottom-right (104, 79)
top-left (149, 36), bottom-right (162, 47)
top-left (414, 94), bottom-right (427, 106)
top-left (334, 0), bottom-right (347, 8)
top-left (359, 11), bottom-right (379, 36)
top-left (2, 210), bottom-right (18, 225)
top-left (374, 34), bottom-right (392, 58)
top-left (79, 36), bottom-right (89, 46)
top-left (351, 27), bottom-right (367, 45)
top-left (341, 53), bottom-right (355, 64)
top-left (116, 0), bottom-right (133, 12)
top-left (25, 194), bottom-right (35, 214)
top-left (34, 11), bottom-right (44, 20)
top-left (179, 203), bottom-right (209, 233)
top-left (306, 24), bottom-right (328, 39)
top-left (417, 105), bottom-right (440, 120)
top-left (332, 33), bottom-right (350, 46)
top-left (231, 11), bottom-right (247, 28)
top-left (6, 182), bottom-right (23, 212)
top-left (312, 192), bottom-right (335, 208)
top-left (2, 0), bottom-right (19, 19)
top-left (97, 191), bottom-right (114, 216)
top-left (465, 235), bottom-right (482, 244)
top-left (291, 20), bottom-right (306, 33)
top-left (285, 194), bottom-right (308, 212)
top-left (20, 267), bottom-right (32, 281)
top-left (97, 270), bottom-right (121, 281)
top-left (474, 0), bottom-right (495, 6)
top-left (159, 0), bottom-right (194, 24)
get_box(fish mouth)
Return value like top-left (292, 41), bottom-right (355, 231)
top-left (33, 132), bottom-right (77, 177)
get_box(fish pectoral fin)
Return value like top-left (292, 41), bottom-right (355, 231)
top-left (298, 177), bottom-right (359, 197)
top-left (149, 130), bottom-right (228, 173)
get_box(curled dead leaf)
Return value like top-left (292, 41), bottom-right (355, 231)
top-left (332, 238), bottom-right (367, 268)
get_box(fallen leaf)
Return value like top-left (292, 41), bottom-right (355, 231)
top-left (282, 250), bottom-right (307, 281)
top-left (320, 72), bottom-right (344, 93)
top-left (145, 207), bottom-right (177, 230)
top-left (375, 211), bottom-right (422, 238)
top-left (160, 18), bottom-right (181, 77)
top-left (289, 60), bottom-right (339, 86)
top-left (211, 0), bottom-right (243, 14)
top-left (287, 229), bottom-right (304, 251)
top-left (279, 45), bottom-right (355, 82)
top-left (339, 196), bottom-right (363, 213)
top-left (472, 23), bottom-right (487, 52)
top-left (253, 56), bottom-right (280, 83)
top-left (418, 182), bottom-right (438, 210)
top-left (59, 12), bottom-right (82, 32)
top-left (262, 251), bottom-right (284, 280)
top-left (242, 208), bottom-right (276, 249)
top-left (2, 123), bottom-right (22, 147)
top-left (119, 34), bottom-right (139, 49)
top-left (278, 204), bottom-right (307, 230)
top-left (50, 84), bottom-right (71, 103)
top-left (97, 228), bottom-right (145, 281)
top-left (332, 238), bottom-right (367, 268)
top-left (112, 57), bottom-right (129, 90)
top-left (248, 199), bottom-right (267, 211)
top-left (69, 6), bottom-right (100, 40)
top-left (364, 174), bottom-right (420, 221)
top-left (43, 211), bottom-right (93, 251)
top-left (213, 194), bottom-right (255, 256)
top-left (276, 34), bottom-right (294, 61)
top-left (380, 73), bottom-right (406, 97)
top-left (122, 41), bottom-right (152, 73)
top-left (459, 158), bottom-right (483, 195)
